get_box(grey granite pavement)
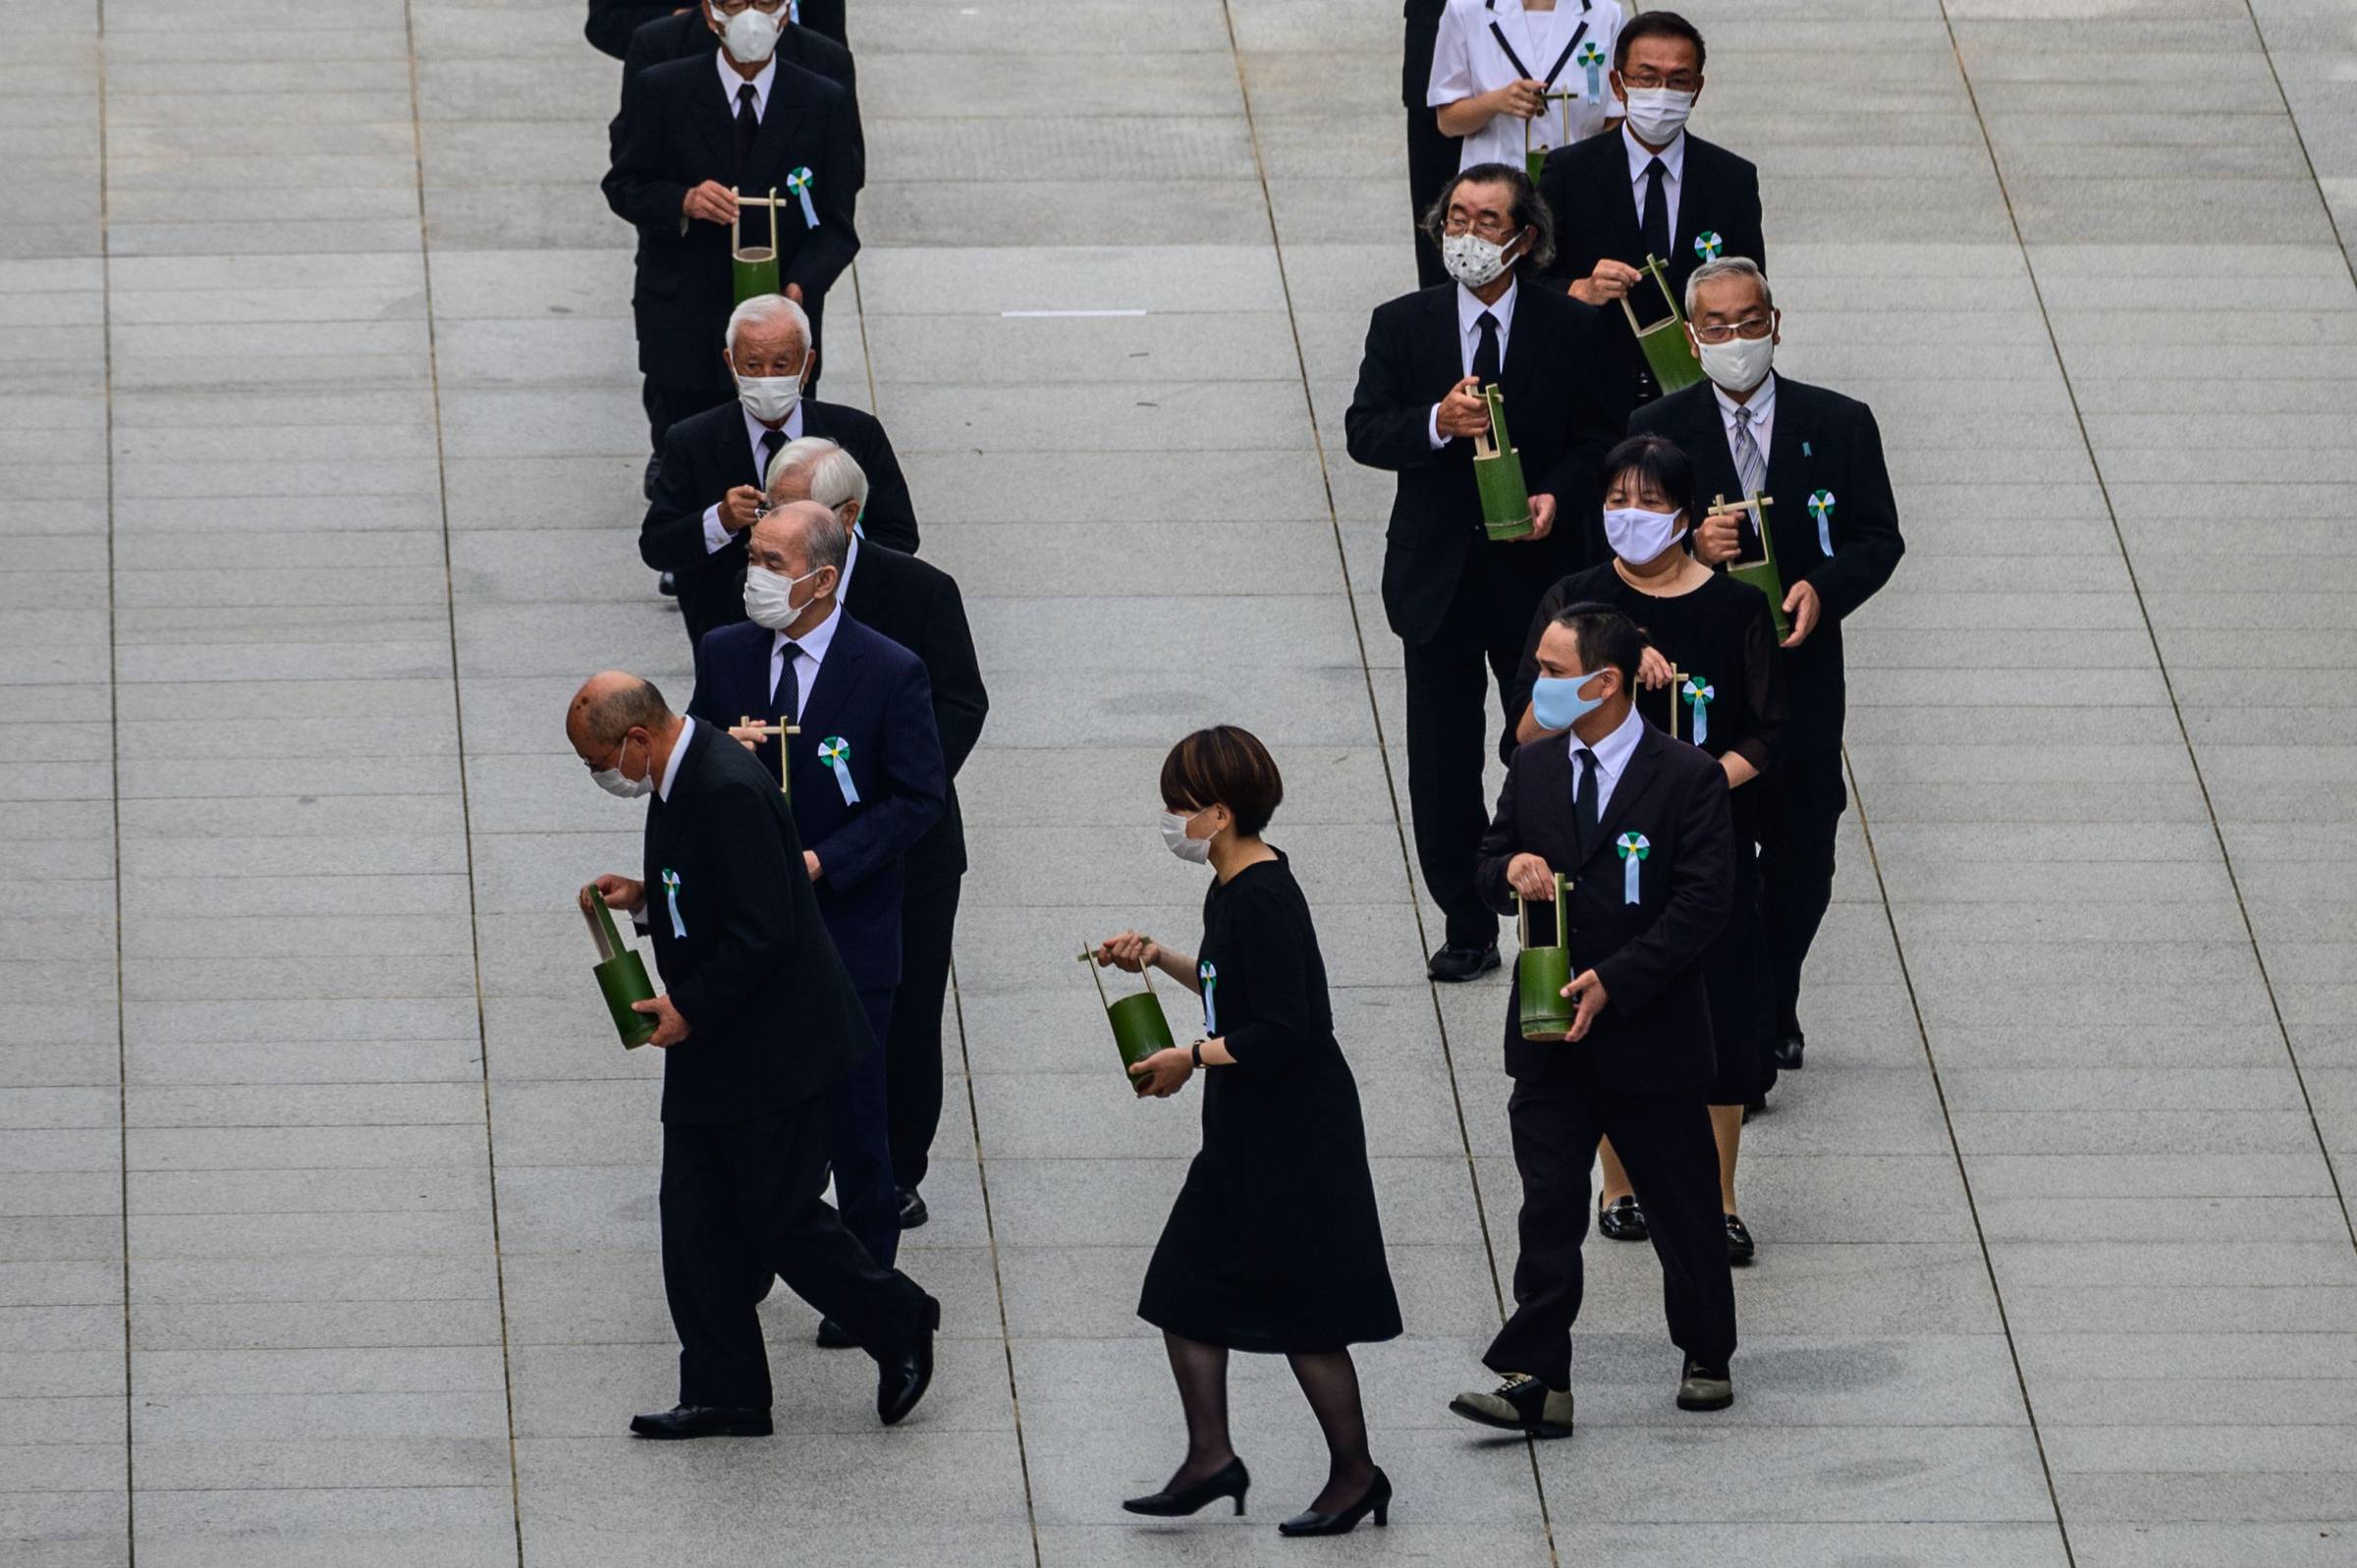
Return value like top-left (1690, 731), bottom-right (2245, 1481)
top-left (4, 0), bottom-right (2355, 1563)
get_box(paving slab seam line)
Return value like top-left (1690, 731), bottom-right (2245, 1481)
top-left (1934, 1), bottom-right (2357, 1265)
top-left (1214, 5), bottom-right (1557, 1559)
top-left (94, 3), bottom-right (134, 1556)
top-left (399, 4), bottom-right (526, 1561)
top-left (2240, 1), bottom-right (2357, 292)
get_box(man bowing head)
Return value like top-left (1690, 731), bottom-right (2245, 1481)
top-left (567, 671), bottom-right (940, 1438)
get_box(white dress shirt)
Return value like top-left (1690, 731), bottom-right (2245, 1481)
top-left (1712, 370), bottom-right (1776, 475)
top-left (1622, 122), bottom-right (1686, 251)
top-left (1427, 277), bottom-right (1518, 449)
top-left (715, 51), bottom-right (777, 118)
top-left (700, 403), bottom-right (807, 555)
top-left (1427, 0), bottom-right (1625, 172)
top-left (1568, 702), bottom-right (1645, 816)
top-left (837, 531), bottom-right (860, 603)
top-left (770, 599), bottom-right (843, 712)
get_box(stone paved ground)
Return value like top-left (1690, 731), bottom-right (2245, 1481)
top-left (6, 0), bottom-right (2357, 1563)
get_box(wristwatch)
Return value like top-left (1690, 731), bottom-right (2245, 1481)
top-left (1190, 1039), bottom-right (1205, 1069)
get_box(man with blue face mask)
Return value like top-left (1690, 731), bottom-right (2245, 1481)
top-left (1446, 604), bottom-right (1739, 1435)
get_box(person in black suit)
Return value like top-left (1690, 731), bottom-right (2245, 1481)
top-left (1402, 0), bottom-right (1461, 290)
top-left (590, 0), bottom-right (845, 59)
top-left (1634, 256), bottom-right (1905, 1070)
top-left (604, 8), bottom-right (859, 465)
top-left (685, 502), bottom-right (945, 1337)
top-left (566, 671), bottom-right (937, 1436)
top-left (1445, 605), bottom-right (1737, 1435)
top-left (1536, 11), bottom-right (1761, 406)
top-left (767, 438), bottom-right (985, 1225)
top-left (638, 294), bottom-right (918, 650)
top-left (622, 2), bottom-right (863, 196)
top-left (1343, 161), bottom-right (1620, 984)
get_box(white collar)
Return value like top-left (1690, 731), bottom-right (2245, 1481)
top-left (776, 598), bottom-right (843, 664)
top-left (1455, 276), bottom-right (1518, 342)
top-left (1621, 123), bottom-right (1687, 182)
top-left (741, 401), bottom-right (805, 472)
top-left (1712, 370), bottom-right (1777, 427)
top-left (1569, 701), bottom-right (1645, 780)
top-left (716, 52), bottom-right (777, 114)
top-left (656, 716), bottom-right (695, 803)
top-left (839, 531), bottom-right (860, 602)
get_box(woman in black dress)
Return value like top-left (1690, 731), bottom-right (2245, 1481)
top-left (1503, 433), bottom-right (1785, 1263)
top-left (1093, 726), bottom-right (1401, 1537)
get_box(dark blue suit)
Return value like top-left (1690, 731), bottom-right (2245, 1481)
top-left (689, 607), bottom-right (944, 1269)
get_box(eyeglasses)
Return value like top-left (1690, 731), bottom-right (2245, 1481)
top-left (710, 0), bottom-right (787, 14)
top-left (1691, 316), bottom-right (1773, 345)
top-left (1619, 71), bottom-right (1699, 92)
top-left (1443, 214), bottom-right (1517, 240)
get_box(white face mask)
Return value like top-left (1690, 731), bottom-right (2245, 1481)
top-left (736, 369), bottom-right (802, 426)
top-left (1619, 86), bottom-right (1694, 145)
top-left (743, 564), bottom-right (830, 630)
top-left (1696, 331), bottom-right (1775, 395)
top-left (1604, 505), bottom-right (1686, 565)
top-left (1441, 230), bottom-right (1519, 291)
top-left (1159, 808), bottom-right (1213, 865)
top-left (718, 4), bottom-right (782, 63)
top-left (592, 733), bottom-right (655, 799)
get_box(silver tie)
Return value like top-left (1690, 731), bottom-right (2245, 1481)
top-left (1731, 405), bottom-right (1767, 498)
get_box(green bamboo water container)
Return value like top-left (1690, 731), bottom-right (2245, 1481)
top-left (1474, 384), bottom-right (1533, 540)
top-left (1522, 90), bottom-right (1575, 183)
top-left (1080, 946), bottom-right (1176, 1093)
top-left (1620, 253), bottom-right (1706, 394)
top-left (1516, 874), bottom-right (1575, 1041)
top-left (732, 188), bottom-right (784, 305)
top-left (582, 888), bottom-right (658, 1050)
top-left (1715, 491), bottom-right (1789, 638)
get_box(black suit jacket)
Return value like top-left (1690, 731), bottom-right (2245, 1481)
top-left (604, 54), bottom-right (859, 391)
top-left (687, 613), bottom-right (945, 993)
top-left (589, 0), bottom-right (846, 56)
top-left (638, 398), bottom-right (920, 649)
top-left (1343, 280), bottom-right (1623, 645)
top-left (1477, 722), bottom-right (1733, 1092)
top-left (1631, 376), bottom-right (1904, 758)
top-left (1402, 0), bottom-right (1445, 110)
top-left (623, 11), bottom-right (864, 192)
top-left (1539, 129), bottom-right (1764, 397)
top-left (639, 720), bottom-right (874, 1123)
top-left (839, 540), bottom-right (987, 881)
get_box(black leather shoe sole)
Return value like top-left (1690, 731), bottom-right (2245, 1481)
top-left (898, 1189), bottom-right (928, 1230)
top-left (1426, 945), bottom-right (1501, 983)
top-left (630, 1410), bottom-right (772, 1439)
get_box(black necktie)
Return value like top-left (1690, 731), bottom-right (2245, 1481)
top-left (1640, 156), bottom-right (1670, 261)
top-left (757, 428), bottom-right (786, 491)
top-left (1572, 747), bottom-right (1600, 863)
top-left (734, 81), bottom-right (759, 176)
top-left (772, 638), bottom-right (801, 725)
top-left (1472, 308), bottom-right (1501, 388)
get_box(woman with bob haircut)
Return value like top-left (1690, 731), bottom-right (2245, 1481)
top-left (1093, 725), bottom-right (1401, 1537)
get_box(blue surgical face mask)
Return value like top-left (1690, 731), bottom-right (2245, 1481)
top-left (1531, 670), bottom-right (1607, 731)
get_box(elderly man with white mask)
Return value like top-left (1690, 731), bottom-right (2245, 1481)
top-left (638, 293), bottom-right (921, 646)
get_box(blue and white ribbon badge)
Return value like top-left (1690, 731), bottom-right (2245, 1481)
top-left (660, 868), bottom-right (686, 938)
top-left (1198, 960), bottom-right (1219, 1035)
top-left (818, 735), bottom-right (859, 805)
top-left (1680, 677), bottom-right (1715, 748)
top-left (786, 165), bottom-right (819, 229)
top-left (1616, 833), bottom-right (1650, 905)
top-left (1807, 489), bottom-right (1836, 557)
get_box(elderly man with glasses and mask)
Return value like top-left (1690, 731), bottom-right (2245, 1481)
top-left (639, 294), bottom-right (919, 645)
top-left (1631, 254), bottom-right (1905, 1075)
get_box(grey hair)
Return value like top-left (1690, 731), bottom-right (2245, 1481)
top-left (1684, 255), bottom-right (1772, 318)
top-left (724, 292), bottom-right (812, 356)
top-left (577, 677), bottom-right (672, 745)
top-left (771, 498), bottom-right (849, 575)
top-left (764, 436), bottom-right (870, 515)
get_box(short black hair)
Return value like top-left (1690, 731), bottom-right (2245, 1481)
top-left (1615, 10), bottom-right (1706, 74)
top-left (1550, 603), bottom-right (1646, 688)
top-left (1420, 162), bottom-right (1559, 273)
top-left (1160, 726), bottom-right (1284, 838)
top-left (1603, 432), bottom-right (1699, 524)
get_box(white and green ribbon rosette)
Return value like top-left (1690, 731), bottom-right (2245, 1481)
top-left (1198, 959), bottom-right (1219, 1035)
top-left (1616, 833), bottom-right (1650, 904)
top-left (817, 735), bottom-right (859, 805)
top-left (661, 867), bottom-right (687, 938)
top-left (1693, 230), bottom-right (1724, 261)
top-left (1808, 489), bottom-right (1835, 556)
top-left (786, 165), bottom-right (819, 229)
top-left (1575, 40), bottom-right (1606, 100)
top-left (1680, 676), bottom-right (1715, 747)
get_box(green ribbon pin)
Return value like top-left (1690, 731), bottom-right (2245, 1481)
top-left (818, 735), bottom-right (858, 805)
top-left (1693, 230), bottom-right (1724, 261)
top-left (1807, 489), bottom-right (1835, 556)
top-left (1680, 677), bottom-right (1715, 747)
top-left (1616, 833), bottom-right (1650, 904)
top-left (785, 165), bottom-right (818, 229)
top-left (1575, 40), bottom-right (1606, 99)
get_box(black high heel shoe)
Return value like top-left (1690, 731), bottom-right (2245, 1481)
top-left (1278, 1467), bottom-right (1391, 1537)
top-left (1123, 1457), bottom-right (1250, 1518)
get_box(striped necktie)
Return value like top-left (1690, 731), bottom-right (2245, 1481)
top-left (1731, 404), bottom-right (1767, 498)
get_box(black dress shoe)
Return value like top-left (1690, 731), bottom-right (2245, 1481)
top-left (657, 569), bottom-right (679, 597)
top-left (816, 1316), bottom-right (855, 1349)
top-left (1427, 941), bottom-right (1500, 983)
top-left (629, 1404), bottom-right (772, 1439)
top-left (898, 1188), bottom-right (928, 1229)
top-left (1725, 1214), bottom-right (1756, 1265)
top-left (1124, 1456), bottom-right (1250, 1517)
top-left (1772, 1032), bottom-right (1804, 1070)
top-left (1598, 1196), bottom-right (1648, 1242)
top-left (1278, 1467), bottom-right (1391, 1536)
top-left (875, 1295), bottom-right (941, 1426)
